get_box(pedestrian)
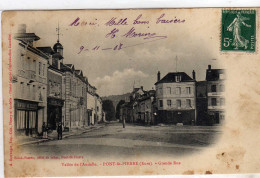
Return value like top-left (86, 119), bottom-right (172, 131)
top-left (42, 122), bottom-right (47, 139)
top-left (122, 116), bottom-right (125, 128)
top-left (57, 122), bottom-right (62, 140)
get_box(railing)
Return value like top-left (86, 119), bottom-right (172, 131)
top-left (208, 105), bottom-right (225, 110)
top-left (208, 92), bottom-right (224, 96)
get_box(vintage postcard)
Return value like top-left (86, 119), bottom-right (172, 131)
top-left (2, 8), bottom-right (260, 177)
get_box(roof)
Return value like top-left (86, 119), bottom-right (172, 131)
top-left (65, 64), bottom-right (75, 71)
top-left (206, 69), bottom-right (225, 81)
top-left (139, 90), bottom-right (155, 101)
top-left (155, 72), bottom-right (195, 85)
top-left (36, 47), bottom-right (54, 55)
top-left (53, 42), bottom-right (63, 50)
top-left (14, 33), bottom-right (40, 41)
top-left (17, 40), bottom-right (49, 60)
top-left (60, 63), bottom-right (73, 73)
top-left (75, 70), bottom-right (83, 76)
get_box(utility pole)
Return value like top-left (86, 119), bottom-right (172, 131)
top-left (175, 56), bottom-right (178, 72)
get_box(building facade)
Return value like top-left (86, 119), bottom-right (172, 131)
top-left (138, 90), bottom-right (156, 125)
top-left (87, 83), bottom-right (97, 125)
top-left (155, 71), bottom-right (197, 125)
top-left (196, 81), bottom-right (208, 125)
top-left (206, 65), bottom-right (225, 124)
top-left (13, 24), bottom-right (49, 136)
top-left (37, 46), bottom-right (65, 131)
top-left (120, 87), bottom-right (157, 125)
top-left (95, 94), bottom-right (103, 123)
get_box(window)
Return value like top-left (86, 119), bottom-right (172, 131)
top-left (186, 87), bottom-right (191, 94)
top-left (219, 73), bottom-right (225, 79)
top-left (42, 64), bottom-right (45, 76)
top-left (39, 62), bottom-right (42, 75)
top-left (220, 98), bottom-right (225, 106)
top-left (159, 100), bottom-right (163, 107)
top-left (186, 99), bottom-right (191, 108)
top-left (176, 87), bottom-right (181, 95)
top-left (166, 87), bottom-right (171, 94)
top-left (175, 75), bottom-right (181, 82)
top-left (167, 100), bottom-right (172, 107)
top-left (97, 106), bottom-right (99, 112)
top-left (159, 88), bottom-right (162, 95)
top-left (211, 85), bottom-right (216, 92)
top-left (33, 60), bottom-right (36, 71)
top-left (220, 85), bottom-right (225, 92)
top-left (177, 100), bottom-right (181, 108)
top-left (32, 85), bottom-right (36, 100)
top-left (211, 98), bottom-right (217, 106)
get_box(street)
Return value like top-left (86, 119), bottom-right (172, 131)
top-left (20, 122), bottom-right (221, 158)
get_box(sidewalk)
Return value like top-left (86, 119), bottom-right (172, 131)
top-left (16, 124), bottom-right (105, 146)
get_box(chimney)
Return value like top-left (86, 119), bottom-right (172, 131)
top-left (192, 70), bottom-right (196, 80)
top-left (208, 65), bottom-right (211, 70)
top-left (18, 24), bottom-right (26, 33)
top-left (157, 71), bottom-right (161, 82)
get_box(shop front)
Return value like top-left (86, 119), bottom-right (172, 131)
top-left (208, 110), bottom-right (225, 124)
top-left (47, 97), bottom-right (64, 130)
top-left (158, 109), bottom-right (195, 125)
top-left (14, 99), bottom-right (38, 136)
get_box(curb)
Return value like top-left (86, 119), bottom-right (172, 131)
top-left (17, 125), bottom-right (104, 146)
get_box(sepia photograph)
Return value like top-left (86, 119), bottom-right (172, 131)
top-left (2, 9), bottom-right (260, 177)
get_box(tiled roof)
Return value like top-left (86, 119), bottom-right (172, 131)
top-left (155, 72), bottom-right (195, 85)
top-left (36, 47), bottom-right (54, 55)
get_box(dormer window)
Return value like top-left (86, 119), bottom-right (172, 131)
top-left (219, 73), bottom-right (225, 79)
top-left (175, 75), bottom-right (181, 82)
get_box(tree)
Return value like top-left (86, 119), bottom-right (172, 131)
top-left (116, 100), bottom-right (125, 120)
top-left (102, 100), bottom-right (115, 121)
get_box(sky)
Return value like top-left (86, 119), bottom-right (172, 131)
top-left (11, 9), bottom-right (223, 96)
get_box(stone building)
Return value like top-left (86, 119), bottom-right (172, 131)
top-left (87, 83), bottom-right (97, 125)
top-left (155, 71), bottom-right (197, 125)
top-left (138, 90), bottom-right (156, 125)
top-left (120, 87), bottom-right (157, 125)
top-left (37, 45), bottom-right (65, 131)
top-left (206, 65), bottom-right (225, 124)
top-left (75, 70), bottom-right (87, 127)
top-left (120, 87), bottom-right (145, 123)
top-left (61, 64), bottom-right (77, 129)
top-left (13, 24), bottom-right (49, 136)
top-left (196, 81), bottom-right (208, 125)
top-left (95, 94), bottom-right (103, 123)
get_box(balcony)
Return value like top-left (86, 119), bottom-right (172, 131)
top-left (207, 92), bottom-right (224, 96)
top-left (208, 105), bottom-right (225, 110)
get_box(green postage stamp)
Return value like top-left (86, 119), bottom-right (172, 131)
top-left (221, 9), bottom-right (256, 52)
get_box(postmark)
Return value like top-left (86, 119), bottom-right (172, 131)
top-left (221, 9), bottom-right (256, 52)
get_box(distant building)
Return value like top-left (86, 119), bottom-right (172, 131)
top-left (206, 65), bottom-right (225, 124)
top-left (120, 87), bottom-right (145, 123)
top-left (13, 24), bottom-right (49, 136)
top-left (120, 87), bottom-right (157, 125)
top-left (95, 94), bottom-right (103, 123)
top-left (155, 71), bottom-right (197, 124)
top-left (138, 90), bottom-right (156, 125)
